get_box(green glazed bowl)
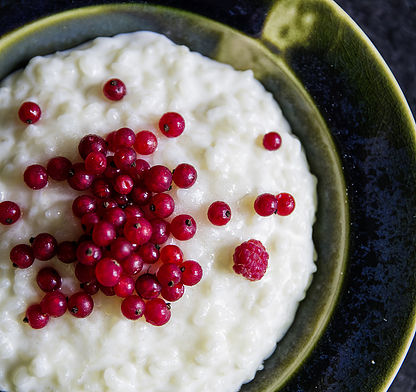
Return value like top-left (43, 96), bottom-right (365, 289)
top-left (0, 1), bottom-right (415, 391)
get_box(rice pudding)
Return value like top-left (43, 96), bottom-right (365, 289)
top-left (0, 31), bottom-right (317, 392)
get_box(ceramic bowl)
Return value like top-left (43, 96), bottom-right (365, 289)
top-left (0, 1), bottom-right (414, 391)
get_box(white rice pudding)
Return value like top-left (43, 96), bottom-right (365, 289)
top-left (0, 32), bottom-right (317, 392)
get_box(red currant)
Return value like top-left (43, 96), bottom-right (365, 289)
top-left (254, 193), bottom-right (278, 216)
top-left (95, 257), bottom-right (122, 287)
top-left (276, 192), bottom-right (295, 216)
top-left (150, 219), bottom-right (170, 245)
top-left (263, 132), bottom-right (282, 151)
top-left (68, 162), bottom-right (94, 191)
top-left (78, 134), bottom-right (107, 160)
top-left (72, 195), bottom-right (96, 218)
top-left (36, 267), bottom-right (62, 292)
top-left (180, 260), bottom-right (203, 286)
top-left (157, 263), bottom-right (182, 287)
top-left (81, 212), bottom-right (100, 233)
top-left (124, 205), bottom-right (144, 221)
top-left (102, 206), bottom-right (126, 229)
top-left (170, 214), bottom-right (196, 241)
top-left (159, 112), bottom-right (185, 138)
top-left (85, 151), bottom-right (107, 175)
top-left (68, 292), bottom-right (94, 318)
top-left (123, 217), bottom-right (152, 245)
top-left (0, 201), bottom-right (21, 225)
top-left (18, 101), bottom-right (41, 124)
top-left (110, 237), bottom-right (133, 261)
top-left (75, 262), bottom-right (96, 283)
top-left (114, 147), bottom-right (137, 171)
top-left (80, 280), bottom-right (99, 295)
top-left (104, 156), bottom-right (121, 179)
top-left (144, 298), bottom-right (171, 326)
top-left (161, 283), bottom-right (184, 302)
top-left (113, 127), bottom-right (135, 148)
top-left (120, 252), bottom-right (143, 276)
top-left (113, 174), bottom-right (134, 195)
top-left (121, 295), bottom-right (145, 320)
top-left (24, 304), bottom-right (49, 329)
top-left (24, 164), bottom-right (48, 190)
top-left (46, 156), bottom-right (72, 181)
top-left (92, 221), bottom-right (116, 247)
top-left (106, 130), bottom-right (117, 152)
top-left (130, 184), bottom-right (151, 205)
top-left (135, 273), bottom-right (161, 299)
top-left (172, 163), bottom-right (197, 188)
top-left (149, 193), bottom-right (175, 219)
top-left (138, 242), bottom-right (160, 264)
top-left (128, 159), bottom-right (150, 180)
top-left (92, 178), bottom-right (113, 199)
top-left (114, 275), bottom-right (135, 297)
top-left (76, 241), bottom-right (102, 266)
top-left (31, 233), bottom-right (57, 261)
top-left (10, 244), bottom-right (34, 268)
top-left (160, 244), bottom-right (183, 264)
top-left (144, 165), bottom-right (172, 193)
top-left (100, 284), bottom-right (116, 296)
top-left (103, 78), bottom-right (127, 101)
top-left (207, 201), bottom-right (231, 226)
top-left (40, 291), bottom-right (67, 317)
top-left (134, 130), bottom-right (158, 155)
top-left (57, 241), bottom-right (77, 264)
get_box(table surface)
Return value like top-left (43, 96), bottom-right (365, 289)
top-left (335, 1), bottom-right (416, 391)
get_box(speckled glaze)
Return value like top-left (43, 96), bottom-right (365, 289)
top-left (0, 1), bottom-right (414, 392)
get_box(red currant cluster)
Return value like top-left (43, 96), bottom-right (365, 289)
top-left (11, 100), bottom-right (203, 328)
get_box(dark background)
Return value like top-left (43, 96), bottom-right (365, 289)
top-left (335, 1), bottom-right (416, 391)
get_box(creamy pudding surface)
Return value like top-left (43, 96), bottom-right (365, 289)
top-left (0, 32), bottom-right (317, 392)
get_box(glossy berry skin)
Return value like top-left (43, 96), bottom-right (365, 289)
top-left (113, 193), bottom-right (129, 208)
top-left (159, 112), bottom-right (185, 138)
top-left (114, 147), bottom-right (137, 171)
top-left (68, 292), bottom-right (94, 318)
top-left (92, 178), bottom-right (113, 199)
top-left (113, 174), bottom-right (134, 195)
top-left (138, 242), bottom-right (160, 264)
top-left (24, 304), bottom-right (49, 329)
top-left (92, 221), bottom-right (116, 247)
top-left (157, 263), bottom-right (182, 287)
top-left (124, 205), bottom-right (144, 221)
top-left (172, 163), bottom-right (197, 189)
top-left (106, 131), bottom-right (117, 152)
top-left (80, 280), bottom-right (99, 295)
top-left (113, 127), bottom-right (135, 149)
top-left (207, 201), bottom-right (231, 226)
top-left (149, 193), bottom-right (175, 219)
top-left (104, 156), bottom-right (121, 179)
top-left (103, 78), bottom-right (127, 101)
top-left (263, 132), bottom-right (282, 151)
top-left (120, 255), bottom-right (142, 277)
top-left (31, 233), bottom-right (57, 261)
top-left (254, 193), bottom-right (278, 217)
top-left (36, 267), bottom-right (62, 292)
top-left (160, 244), bottom-right (183, 264)
top-left (24, 164), bottom-right (48, 190)
top-left (114, 275), bottom-right (135, 297)
top-left (76, 241), bottom-right (102, 266)
top-left (161, 283), bottom-right (184, 302)
top-left (134, 130), bottom-right (158, 155)
top-left (46, 156), bottom-right (72, 181)
top-left (81, 212), bottom-right (100, 233)
top-left (95, 257), bottom-right (122, 287)
top-left (102, 206), bottom-right (126, 229)
top-left (180, 260), bottom-right (203, 286)
top-left (144, 298), bottom-right (171, 326)
top-left (40, 291), bottom-right (67, 317)
top-left (144, 165), bottom-right (172, 193)
top-left (10, 244), bottom-right (34, 268)
top-left (123, 217), bottom-right (152, 245)
top-left (135, 273), bottom-right (161, 299)
top-left (121, 295), bottom-right (145, 320)
top-left (78, 134), bottom-right (107, 160)
top-left (85, 151), bottom-right (107, 175)
top-left (110, 237), bottom-right (133, 261)
top-left (96, 199), bottom-right (118, 216)
top-left (0, 201), bottom-right (21, 225)
top-left (18, 101), bottom-right (41, 124)
top-left (233, 239), bottom-right (269, 281)
top-left (68, 163), bottom-right (95, 191)
top-left (276, 193), bottom-right (295, 216)
top-left (130, 185), bottom-right (151, 205)
top-left (72, 195), bottom-right (97, 218)
top-left (75, 262), bottom-right (96, 283)
top-left (128, 159), bottom-right (150, 180)
top-left (57, 241), bottom-right (77, 264)
top-left (170, 214), bottom-right (197, 241)
top-left (150, 219), bottom-right (170, 245)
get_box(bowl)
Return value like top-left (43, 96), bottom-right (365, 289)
top-left (0, 1), bottom-right (415, 391)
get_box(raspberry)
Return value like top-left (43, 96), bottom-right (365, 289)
top-left (232, 239), bottom-right (269, 281)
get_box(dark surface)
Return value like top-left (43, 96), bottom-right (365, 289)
top-left (0, 1), bottom-right (414, 392)
top-left (334, 2), bottom-right (416, 391)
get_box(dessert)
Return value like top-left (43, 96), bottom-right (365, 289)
top-left (0, 31), bottom-right (317, 392)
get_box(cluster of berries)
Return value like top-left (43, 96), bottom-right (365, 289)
top-left (11, 91), bottom-right (204, 328)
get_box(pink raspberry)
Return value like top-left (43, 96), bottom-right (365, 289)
top-left (232, 239), bottom-right (269, 281)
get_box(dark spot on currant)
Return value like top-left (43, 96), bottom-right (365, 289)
top-left (80, 283), bottom-right (85, 289)
top-left (168, 281), bottom-right (174, 287)
top-left (5, 218), bottom-right (12, 224)
top-left (134, 223), bottom-right (140, 229)
top-left (135, 309), bottom-right (142, 316)
top-left (110, 79), bottom-right (117, 86)
top-left (225, 210), bottom-right (231, 218)
top-left (171, 169), bottom-right (175, 174)
top-left (168, 185), bottom-right (172, 191)
top-left (71, 306), bottom-right (79, 314)
top-left (106, 245), bottom-right (111, 251)
top-left (103, 201), bottom-right (110, 208)
top-left (86, 248), bottom-right (93, 256)
top-left (23, 317), bottom-right (28, 323)
top-left (180, 266), bottom-right (185, 272)
top-left (150, 204), bottom-right (155, 212)
top-left (110, 160), bottom-right (116, 168)
top-left (26, 119), bottom-right (32, 124)
top-left (12, 263), bottom-right (18, 268)
top-left (68, 168), bottom-right (75, 177)
top-left (166, 303), bottom-right (171, 310)
top-left (29, 237), bottom-right (35, 244)
top-left (185, 219), bottom-right (192, 226)
top-left (81, 224), bottom-right (87, 231)
top-left (155, 244), bottom-right (160, 250)
top-left (163, 124), bottom-right (169, 132)
top-left (131, 161), bottom-right (136, 168)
